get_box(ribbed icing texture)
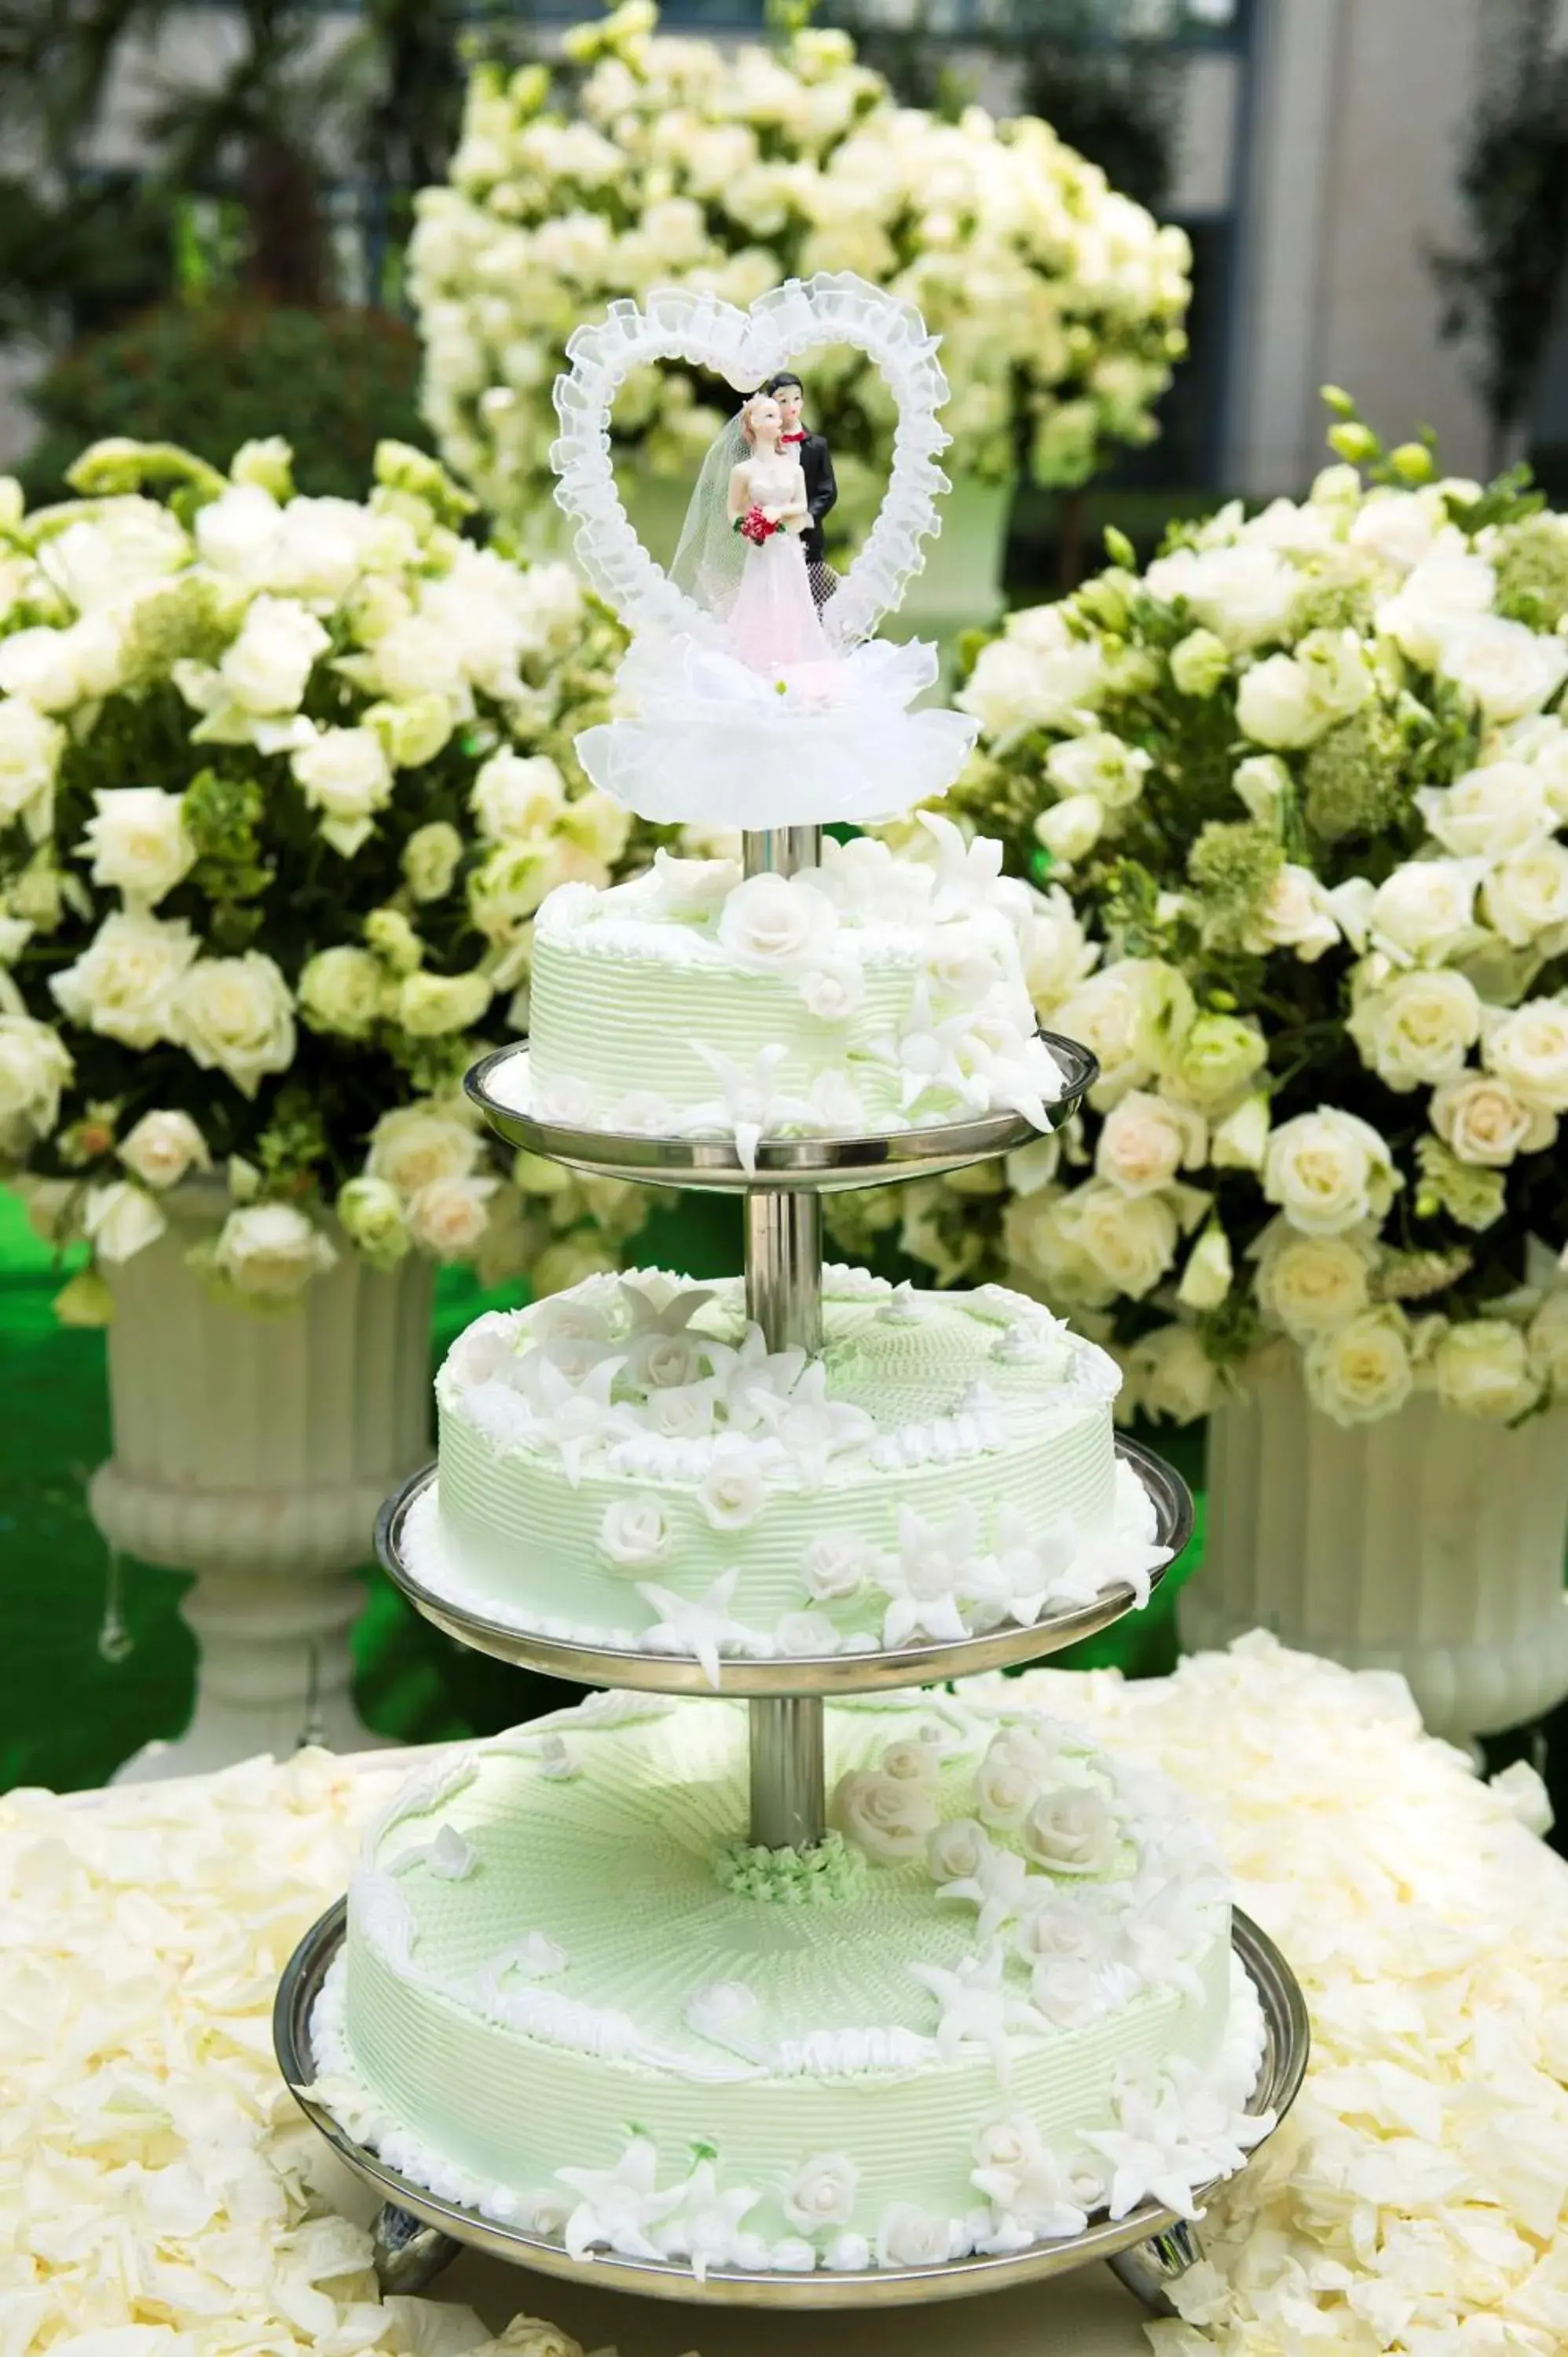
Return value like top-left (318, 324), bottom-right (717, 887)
top-left (335, 1695), bottom-right (1233, 2249)
top-left (428, 1273), bottom-right (1119, 1644)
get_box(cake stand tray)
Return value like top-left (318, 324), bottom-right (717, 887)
top-left (373, 1436), bottom-right (1191, 1700)
top-left (463, 1040), bottom-right (1097, 1196)
top-left (275, 1900), bottom-right (1307, 2314)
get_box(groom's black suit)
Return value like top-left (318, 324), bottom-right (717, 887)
top-left (784, 429), bottom-right (837, 568)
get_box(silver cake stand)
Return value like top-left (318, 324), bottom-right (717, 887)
top-left (280, 823), bottom-right (1309, 2315)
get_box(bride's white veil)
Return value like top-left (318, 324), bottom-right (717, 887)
top-left (669, 409), bottom-right (749, 621)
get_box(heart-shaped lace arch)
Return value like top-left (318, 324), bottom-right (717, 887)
top-left (549, 272), bottom-right (952, 649)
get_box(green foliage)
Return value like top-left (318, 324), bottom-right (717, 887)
top-left (20, 306), bottom-right (427, 506)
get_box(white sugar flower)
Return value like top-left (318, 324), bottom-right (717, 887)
top-left (909, 1945), bottom-right (1042, 2073)
top-left (1019, 1785), bottom-right (1119, 1875)
top-left (745, 1361), bottom-right (875, 1487)
top-left (658, 2159), bottom-right (765, 2281)
top-left (685, 1041), bottom-right (815, 1171)
top-left (716, 871), bottom-right (838, 973)
top-left (926, 1816), bottom-right (991, 1888)
top-left (598, 1498), bottom-right (669, 1571)
top-left (695, 1436), bottom-right (766, 1530)
top-left (877, 1503), bottom-right (982, 1648)
top-left (991, 1505), bottom-right (1080, 1625)
top-left (799, 956), bottom-right (865, 1022)
top-left (559, 2136), bottom-right (688, 2264)
top-left (515, 1352), bottom-right (637, 1483)
top-left (974, 1732), bottom-right (1041, 1832)
top-left (833, 1767), bottom-right (938, 1863)
top-left (784, 2154), bottom-right (859, 2232)
top-left (801, 1533), bottom-right (877, 1604)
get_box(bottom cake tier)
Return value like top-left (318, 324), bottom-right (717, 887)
top-left (308, 1687), bottom-right (1271, 2278)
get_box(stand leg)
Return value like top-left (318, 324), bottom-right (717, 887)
top-left (1107, 2219), bottom-right (1205, 2315)
top-left (372, 2202), bottom-right (464, 2295)
top-left (743, 825), bottom-right (821, 881)
top-left (749, 1695), bottom-right (826, 1847)
top-left (745, 1193), bottom-right (822, 1356)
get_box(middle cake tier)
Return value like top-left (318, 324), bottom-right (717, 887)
top-left (405, 1266), bottom-right (1167, 1672)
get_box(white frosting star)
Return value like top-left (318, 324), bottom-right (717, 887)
top-left (512, 1352), bottom-right (637, 1485)
top-left (907, 1945), bottom-right (1045, 2081)
top-left (658, 2160), bottom-right (766, 2280)
top-left (636, 1568), bottom-right (754, 1688)
top-left (558, 2135), bottom-right (688, 2262)
top-left (683, 1043), bottom-right (815, 1171)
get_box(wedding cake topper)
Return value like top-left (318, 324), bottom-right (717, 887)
top-left (549, 273), bottom-right (977, 828)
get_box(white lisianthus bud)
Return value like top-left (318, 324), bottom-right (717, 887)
top-left (1176, 1223), bottom-right (1233, 1310)
top-left (401, 820), bottom-right (464, 902)
top-left (212, 1201), bottom-right (336, 1297)
top-left (1232, 753), bottom-right (1290, 830)
top-left (1033, 793), bottom-right (1104, 866)
top-left (1168, 628), bottom-right (1230, 698)
top-left (82, 1178), bottom-right (167, 1265)
top-left (396, 969), bottom-right (493, 1037)
top-left (336, 1175), bottom-right (412, 1270)
top-left (291, 727), bottom-right (393, 858)
top-left (116, 1109), bottom-right (208, 1191)
top-left (1211, 1091), bottom-right (1270, 1170)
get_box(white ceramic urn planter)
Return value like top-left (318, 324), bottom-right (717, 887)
top-left (1179, 1357), bottom-right (1568, 1746)
top-left (90, 1186), bottom-right (434, 1782)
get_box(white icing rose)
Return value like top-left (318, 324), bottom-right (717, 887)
top-left (833, 1769), bottom-right (938, 1863)
top-left (1254, 1224), bottom-right (1372, 1340)
top-left (973, 2113), bottom-right (1044, 2183)
top-left (630, 1332), bottom-right (708, 1390)
top-left (695, 1442), bottom-right (765, 1530)
top-left (801, 1534), bottom-right (876, 1604)
top-left (647, 849), bottom-right (742, 915)
top-left (775, 1611), bottom-right (839, 1655)
top-left (825, 2231), bottom-right (872, 2273)
top-left (80, 786), bottom-right (195, 907)
top-left (644, 1383), bottom-right (718, 1441)
top-left (1262, 1107), bottom-right (1400, 1236)
top-left (1304, 1307), bottom-right (1415, 1425)
top-left (881, 1738), bottom-right (941, 1784)
top-left (1346, 968), bottom-right (1481, 1092)
top-left (974, 1739), bottom-right (1037, 1833)
top-left (784, 2154), bottom-right (859, 2232)
top-left (608, 1091), bottom-right (676, 1135)
top-left (1429, 1072), bottom-right (1552, 1168)
top-left (1482, 998), bottom-right (1568, 1113)
top-left (927, 1817), bottom-right (991, 1885)
top-left (1016, 1897), bottom-right (1119, 1970)
top-left (115, 1108), bottom-right (208, 1191)
top-left (598, 1499), bottom-right (669, 1571)
top-left (772, 2238), bottom-right (819, 2273)
top-left (876, 2202), bottom-right (954, 2268)
top-left (1020, 1787), bottom-right (1119, 1875)
top-left (799, 958), bottom-right (865, 1022)
top-left (1030, 1956), bottom-right (1112, 2027)
top-left (1432, 1319), bottom-right (1541, 1420)
top-left (717, 872), bottom-right (838, 973)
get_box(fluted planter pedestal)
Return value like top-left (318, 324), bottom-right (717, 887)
top-left (90, 1189), bottom-right (434, 1783)
top-left (1179, 1356), bottom-right (1568, 1746)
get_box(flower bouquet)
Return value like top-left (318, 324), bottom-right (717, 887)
top-left (0, 432), bottom-right (647, 1310)
top-left (888, 401), bottom-right (1568, 1435)
top-left (410, 2), bottom-right (1192, 541)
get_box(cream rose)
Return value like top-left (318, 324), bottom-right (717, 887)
top-left (366, 1102), bottom-right (482, 1196)
top-left (1126, 1322), bottom-right (1218, 1423)
top-left (1243, 863), bottom-right (1339, 962)
top-left (1429, 1071), bottom-right (1552, 1168)
top-left (80, 787), bottom-right (195, 907)
top-left (833, 1769), bottom-right (938, 1863)
top-left (169, 953), bottom-right (295, 1097)
top-left (405, 1172), bottom-right (496, 1259)
top-left (0, 698), bottom-right (64, 838)
top-left (1053, 1180), bottom-right (1180, 1299)
top-left (1376, 549), bottom-right (1495, 669)
top-left (471, 750), bottom-right (567, 842)
top-left (1144, 539), bottom-right (1299, 651)
top-left (1254, 1223), bottom-right (1372, 1340)
top-left (1304, 1308), bottom-right (1414, 1425)
top-left (1094, 1091), bottom-right (1205, 1197)
top-left (1432, 1319), bottom-right (1541, 1420)
top-left (116, 1109), bottom-right (208, 1191)
top-left (785, 2155), bottom-right (859, 2233)
top-left (1358, 858), bottom-right (1482, 965)
top-left (1437, 614), bottom-right (1568, 722)
top-left (1482, 842), bottom-right (1568, 950)
top-left (1416, 764), bottom-right (1552, 860)
top-left (82, 1178), bottom-right (167, 1264)
top-left (1482, 998), bottom-right (1568, 1112)
top-left (218, 596), bottom-right (330, 714)
top-left (1262, 1107), bottom-right (1401, 1235)
top-left (401, 819), bottom-right (464, 903)
top-left (335, 1175), bottom-right (411, 1269)
top-left (1236, 653), bottom-right (1325, 750)
top-left (212, 1202), bottom-right (336, 1297)
top-left (291, 728), bottom-right (393, 857)
top-left (1346, 968), bottom-right (1482, 1092)
top-left (0, 1014), bottom-right (72, 1149)
top-left (50, 911), bottom-right (197, 1049)
top-left (1044, 731), bottom-right (1151, 809)
top-left (716, 872), bottom-right (838, 973)
top-left (1019, 1786), bottom-right (1119, 1875)
top-left (801, 1534), bottom-right (876, 1604)
top-left (298, 945), bottom-right (386, 1040)
top-left (598, 1498), bottom-right (669, 1571)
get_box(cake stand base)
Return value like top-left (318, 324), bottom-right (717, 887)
top-left (275, 1900), bottom-right (1308, 2315)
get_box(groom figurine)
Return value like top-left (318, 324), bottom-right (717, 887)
top-left (760, 369), bottom-right (837, 607)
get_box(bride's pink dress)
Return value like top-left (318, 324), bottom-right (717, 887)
top-left (727, 454), bottom-right (830, 672)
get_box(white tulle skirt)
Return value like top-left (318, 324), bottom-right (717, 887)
top-left (575, 628), bottom-right (979, 830)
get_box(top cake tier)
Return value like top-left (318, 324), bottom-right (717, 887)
top-left (492, 825), bottom-right (1072, 1164)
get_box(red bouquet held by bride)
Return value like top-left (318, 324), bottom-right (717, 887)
top-left (735, 504), bottom-right (779, 546)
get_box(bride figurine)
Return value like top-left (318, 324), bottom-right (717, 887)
top-left (721, 390), bottom-right (830, 671)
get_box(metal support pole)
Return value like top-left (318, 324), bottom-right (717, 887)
top-left (741, 824), bottom-right (827, 1849)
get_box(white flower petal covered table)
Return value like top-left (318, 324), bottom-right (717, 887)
top-left (7, 1637), bottom-right (1566, 2357)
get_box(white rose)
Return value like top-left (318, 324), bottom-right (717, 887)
top-left (1126, 1323), bottom-right (1218, 1424)
top-left (365, 614), bottom-right (468, 705)
top-left (366, 1102), bottom-right (482, 1196)
top-left (784, 2155), bottom-right (859, 2233)
top-left (696, 1443), bottom-right (765, 1530)
top-left (1438, 614), bottom-right (1568, 722)
top-left (1254, 1222), bottom-right (1372, 1340)
top-left (598, 1498), bottom-right (669, 1571)
top-left (169, 953), bottom-right (295, 1097)
top-left (79, 786), bottom-right (196, 907)
top-left (1482, 998), bottom-right (1568, 1112)
top-left (1348, 487), bottom-right (1442, 572)
top-left (1432, 1318), bottom-right (1541, 1420)
top-left (1429, 1071), bottom-right (1552, 1167)
top-left (406, 1173), bottom-right (496, 1259)
top-left (299, 945), bottom-right (386, 1039)
top-left (1304, 1308), bottom-right (1414, 1425)
top-left (971, 2111), bottom-right (1044, 2197)
top-left (1236, 654), bottom-right (1324, 750)
top-left (717, 872), bottom-right (838, 973)
top-left (1144, 541), bottom-right (1299, 652)
top-left (1243, 863), bottom-right (1339, 962)
top-left (291, 728), bottom-right (393, 857)
top-left (50, 911), bottom-right (197, 1049)
top-left (875, 2204), bottom-right (954, 2270)
top-left (1051, 960), bottom-right (1189, 1109)
top-left (974, 1739), bottom-right (1037, 1832)
top-left (1482, 842), bottom-right (1568, 950)
top-left (212, 1201), bottom-right (336, 1297)
top-left (1044, 731), bottom-right (1151, 810)
top-left (117, 1109), bottom-right (208, 1190)
top-left (776, 1611), bottom-right (839, 1655)
top-left (336, 1175), bottom-right (411, 1269)
top-left (1019, 1787), bottom-right (1119, 1875)
top-left (799, 958), bottom-right (865, 1023)
top-left (1416, 764), bottom-right (1552, 860)
top-left (1053, 1180), bottom-right (1179, 1299)
top-left (1021, 886), bottom-right (1096, 1011)
top-left (1355, 858), bottom-right (1482, 965)
top-left (0, 624), bottom-right (90, 712)
top-left (1526, 1293), bottom-right (1568, 1390)
top-left (833, 1769), bottom-right (938, 1863)
top-left (957, 634), bottom-right (1105, 739)
top-left (1094, 1091), bottom-right (1205, 1197)
top-left (0, 1014), bottom-right (71, 1149)
top-left (926, 1817), bottom-right (991, 1885)
top-left (82, 1178), bottom-right (166, 1265)
top-left (1262, 1107), bottom-right (1401, 1234)
top-left (0, 698), bottom-right (64, 838)
top-left (218, 596), bottom-right (330, 714)
top-left (1346, 967), bottom-right (1482, 1091)
top-left (1376, 550), bottom-right (1495, 669)
top-left (802, 1534), bottom-right (876, 1604)
top-left (1033, 793), bottom-right (1104, 866)
top-left (194, 481), bottom-right (281, 578)
top-left (471, 750), bottom-right (566, 843)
